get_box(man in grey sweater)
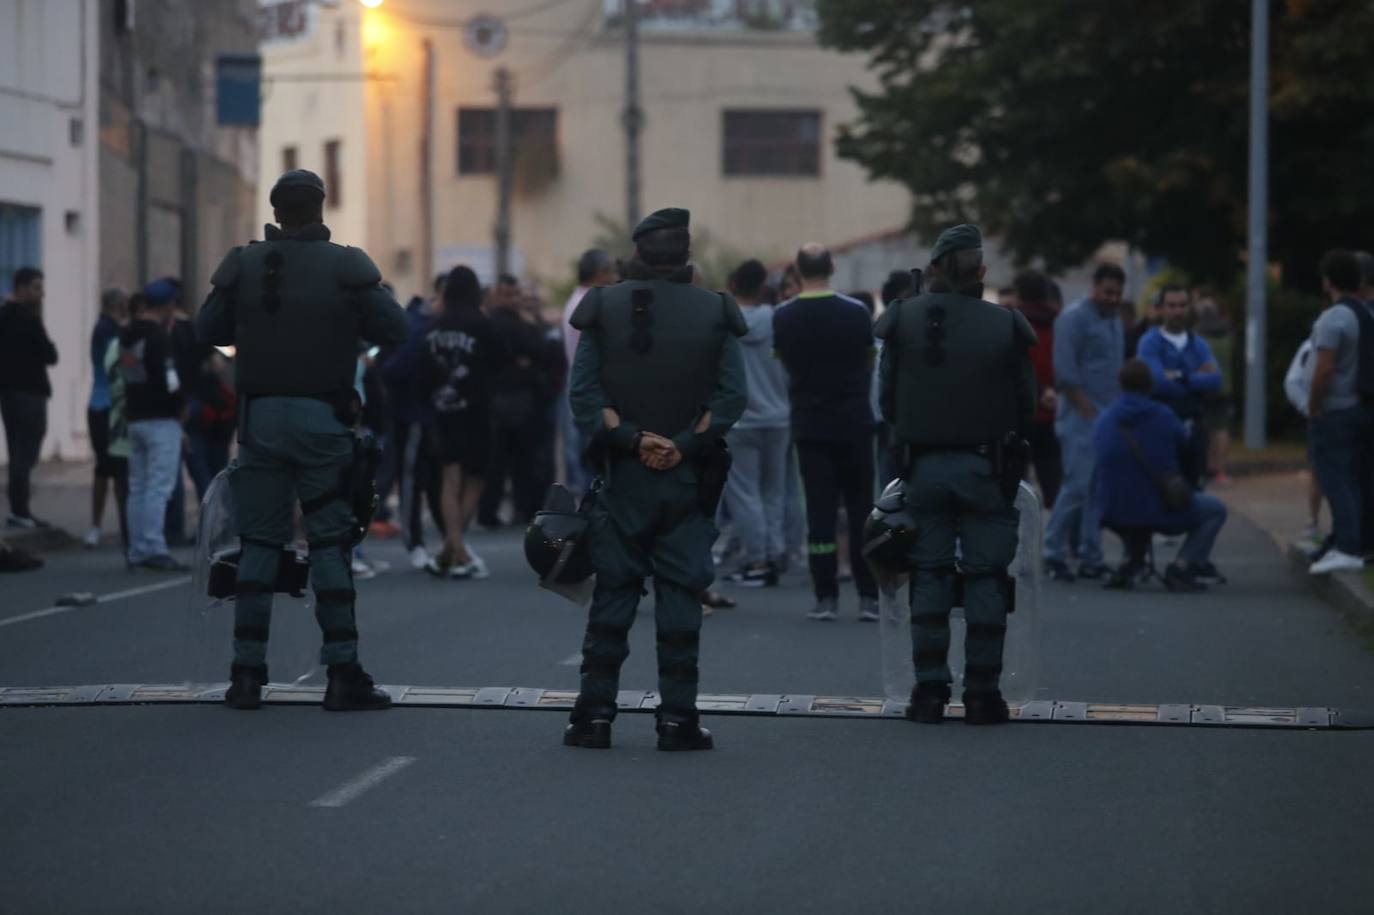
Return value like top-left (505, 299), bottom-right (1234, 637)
top-left (721, 259), bottom-right (791, 587)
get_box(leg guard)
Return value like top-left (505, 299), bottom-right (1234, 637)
top-left (910, 568), bottom-right (955, 686)
top-left (232, 541), bottom-right (280, 666)
top-left (575, 588), bottom-right (638, 721)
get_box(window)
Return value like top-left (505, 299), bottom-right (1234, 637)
top-left (457, 108), bottom-right (558, 175)
top-left (0, 204), bottom-right (42, 297)
top-left (281, 145), bottom-right (298, 173)
top-left (323, 139), bottom-right (341, 209)
top-left (722, 109), bottom-right (821, 177)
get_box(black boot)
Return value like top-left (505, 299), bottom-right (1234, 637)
top-left (962, 690), bottom-right (1010, 725)
top-left (905, 681), bottom-right (950, 724)
top-left (323, 663), bottom-right (392, 711)
top-left (1103, 562), bottom-right (1139, 590)
top-left (224, 663), bottom-right (267, 710)
top-left (563, 717), bottom-right (613, 749)
top-left (656, 713), bottom-right (714, 751)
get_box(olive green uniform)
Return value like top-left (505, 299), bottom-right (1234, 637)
top-left (567, 261), bottom-right (747, 723)
top-left (874, 261), bottom-right (1036, 694)
top-left (194, 221), bottom-right (407, 668)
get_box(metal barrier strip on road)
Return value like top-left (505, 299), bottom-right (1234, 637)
top-left (1, 684), bottom-right (1372, 729)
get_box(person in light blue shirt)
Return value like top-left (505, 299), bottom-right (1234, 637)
top-left (1135, 285), bottom-right (1221, 487)
top-left (1042, 263), bottom-right (1125, 581)
top-left (721, 259), bottom-right (790, 587)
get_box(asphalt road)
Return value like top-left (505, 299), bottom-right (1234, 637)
top-left (2, 510), bottom-right (1374, 913)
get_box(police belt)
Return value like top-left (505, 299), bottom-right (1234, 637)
top-left (241, 389), bottom-right (359, 427)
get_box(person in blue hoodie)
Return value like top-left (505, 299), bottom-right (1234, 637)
top-left (1135, 285), bottom-right (1222, 487)
top-left (1094, 359), bottom-right (1228, 591)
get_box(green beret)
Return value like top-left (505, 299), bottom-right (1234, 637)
top-left (632, 207), bottom-right (690, 240)
top-left (929, 223), bottom-right (982, 264)
top-left (269, 169), bottom-right (326, 207)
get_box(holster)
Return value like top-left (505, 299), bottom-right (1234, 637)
top-left (694, 438), bottom-right (732, 517)
top-left (993, 433), bottom-right (1030, 504)
top-left (347, 431), bottom-right (383, 545)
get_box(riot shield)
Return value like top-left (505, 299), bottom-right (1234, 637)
top-left (879, 481), bottom-right (1042, 707)
top-left (184, 468), bottom-right (323, 691)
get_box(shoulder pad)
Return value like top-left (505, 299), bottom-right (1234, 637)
top-left (337, 246), bottom-right (383, 288)
top-left (570, 286), bottom-right (602, 331)
top-left (209, 247), bottom-right (244, 288)
top-left (1011, 307), bottom-right (1038, 347)
top-left (719, 292), bottom-right (748, 337)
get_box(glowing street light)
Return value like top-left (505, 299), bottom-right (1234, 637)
top-left (358, 0), bottom-right (383, 8)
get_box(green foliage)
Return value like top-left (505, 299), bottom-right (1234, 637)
top-left (1232, 283), bottom-right (1323, 440)
top-left (816, 0), bottom-right (1374, 289)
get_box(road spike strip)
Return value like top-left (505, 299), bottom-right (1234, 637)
top-left (0, 686), bottom-right (1366, 729)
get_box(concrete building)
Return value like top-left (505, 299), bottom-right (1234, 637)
top-left (0, 0), bottom-right (258, 465)
top-left (257, 0), bottom-right (913, 299)
top-left (1, 0), bottom-right (101, 463)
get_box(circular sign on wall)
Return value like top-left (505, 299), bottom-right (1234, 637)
top-left (464, 15), bottom-right (508, 58)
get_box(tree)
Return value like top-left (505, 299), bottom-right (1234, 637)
top-left (816, 0), bottom-right (1374, 289)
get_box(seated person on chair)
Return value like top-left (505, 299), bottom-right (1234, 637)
top-left (1093, 359), bottom-right (1228, 591)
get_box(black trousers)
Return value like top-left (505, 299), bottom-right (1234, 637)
top-left (1026, 421), bottom-right (1062, 510)
top-left (479, 398), bottom-right (551, 526)
top-left (1, 391), bottom-right (47, 518)
top-left (796, 434), bottom-right (878, 601)
top-left (397, 420), bottom-right (446, 550)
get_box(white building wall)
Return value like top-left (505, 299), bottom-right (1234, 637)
top-left (0, 0), bottom-right (101, 463)
top-left (257, 2), bottom-right (370, 249)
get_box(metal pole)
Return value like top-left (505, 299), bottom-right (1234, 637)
top-left (419, 38), bottom-right (435, 295)
top-left (623, 0), bottom-right (642, 231)
top-left (1243, 0), bottom-right (1269, 450)
top-left (493, 66), bottom-right (513, 279)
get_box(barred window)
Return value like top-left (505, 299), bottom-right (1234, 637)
top-left (457, 108), bottom-right (558, 175)
top-left (722, 109), bottom-right (821, 177)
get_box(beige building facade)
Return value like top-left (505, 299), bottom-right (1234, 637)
top-left (258, 0), bottom-right (911, 300)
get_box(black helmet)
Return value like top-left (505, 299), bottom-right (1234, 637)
top-left (863, 479), bottom-right (918, 573)
top-left (524, 486), bottom-right (594, 585)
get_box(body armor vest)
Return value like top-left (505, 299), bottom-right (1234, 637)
top-left (590, 279), bottom-right (732, 437)
top-left (888, 291), bottom-right (1025, 447)
top-left (230, 235), bottom-right (367, 399)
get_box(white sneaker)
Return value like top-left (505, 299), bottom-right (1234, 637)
top-left (82, 527), bottom-right (101, 548)
top-left (409, 545), bottom-right (431, 570)
top-left (1310, 549), bottom-right (1364, 575)
top-left (464, 546), bottom-right (490, 580)
top-left (6, 514), bottom-right (38, 530)
top-left (351, 556), bottom-right (377, 580)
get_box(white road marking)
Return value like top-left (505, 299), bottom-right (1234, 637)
top-left (309, 756), bottom-right (416, 809)
top-left (0, 576), bottom-right (191, 629)
top-left (558, 653), bottom-right (582, 666)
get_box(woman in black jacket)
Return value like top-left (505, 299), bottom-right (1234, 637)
top-left (419, 266), bottom-right (508, 578)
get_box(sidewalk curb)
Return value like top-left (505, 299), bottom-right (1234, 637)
top-left (1227, 459), bottom-right (1308, 479)
top-left (1285, 544), bottom-right (1374, 642)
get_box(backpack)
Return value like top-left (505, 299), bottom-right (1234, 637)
top-left (1339, 299), bottom-right (1374, 398)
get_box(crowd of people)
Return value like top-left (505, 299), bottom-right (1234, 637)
top-left (3, 239), bottom-right (1372, 596)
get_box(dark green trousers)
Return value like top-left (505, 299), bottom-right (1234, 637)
top-left (229, 396), bottom-right (358, 667)
top-left (905, 452), bottom-right (1019, 693)
top-left (575, 459), bottom-right (716, 722)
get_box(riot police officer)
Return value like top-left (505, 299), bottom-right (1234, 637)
top-left (563, 207), bottom-right (747, 751)
top-left (873, 224), bottom-right (1037, 724)
top-left (194, 169), bottom-right (408, 711)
